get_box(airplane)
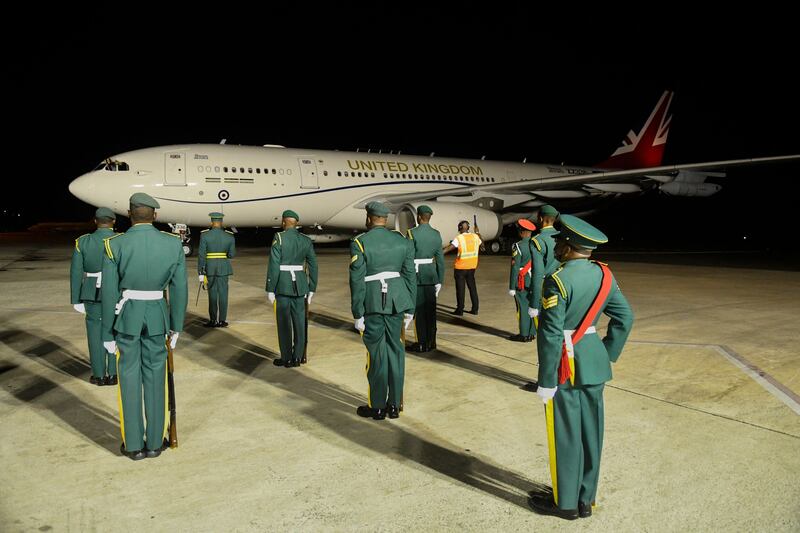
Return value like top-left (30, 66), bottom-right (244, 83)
top-left (68, 90), bottom-right (799, 255)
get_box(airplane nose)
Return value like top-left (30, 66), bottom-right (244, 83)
top-left (69, 174), bottom-right (91, 203)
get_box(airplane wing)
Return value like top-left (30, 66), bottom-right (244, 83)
top-left (360, 154), bottom-right (800, 208)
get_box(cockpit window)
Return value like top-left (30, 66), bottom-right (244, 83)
top-left (94, 159), bottom-right (130, 172)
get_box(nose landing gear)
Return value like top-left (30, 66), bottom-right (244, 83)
top-left (168, 223), bottom-right (193, 256)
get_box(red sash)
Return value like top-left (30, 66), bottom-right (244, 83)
top-left (517, 260), bottom-right (532, 290)
top-left (558, 263), bottom-right (613, 385)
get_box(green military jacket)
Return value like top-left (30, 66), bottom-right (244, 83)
top-left (70, 228), bottom-right (117, 303)
top-left (266, 227), bottom-right (318, 296)
top-left (509, 236), bottom-right (532, 290)
top-left (100, 224), bottom-right (188, 340)
top-left (537, 259), bottom-right (634, 388)
top-left (406, 223), bottom-right (444, 286)
top-left (528, 226), bottom-right (559, 310)
top-left (198, 227), bottom-right (236, 276)
top-left (349, 226), bottom-right (416, 317)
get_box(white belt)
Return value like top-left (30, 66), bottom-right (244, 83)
top-left (364, 271), bottom-right (400, 293)
top-left (280, 264), bottom-right (304, 281)
top-left (563, 326), bottom-right (597, 360)
top-left (85, 271), bottom-right (102, 288)
top-left (413, 258), bottom-right (434, 273)
top-left (115, 289), bottom-right (163, 315)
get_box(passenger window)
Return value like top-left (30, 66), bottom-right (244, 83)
top-left (232, 167), bottom-right (237, 173)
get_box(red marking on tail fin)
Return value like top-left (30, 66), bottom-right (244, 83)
top-left (597, 91), bottom-right (673, 169)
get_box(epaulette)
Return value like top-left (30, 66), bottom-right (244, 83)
top-left (74, 233), bottom-right (89, 252)
top-left (225, 230), bottom-right (234, 235)
top-left (201, 229), bottom-right (209, 233)
top-left (550, 267), bottom-right (567, 299)
top-left (406, 228), bottom-right (414, 240)
top-left (274, 231), bottom-right (283, 245)
top-left (104, 233), bottom-right (123, 259)
top-left (160, 231), bottom-right (182, 238)
top-left (531, 236), bottom-right (542, 252)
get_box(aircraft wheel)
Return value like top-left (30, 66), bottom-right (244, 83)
top-left (489, 241), bottom-right (501, 254)
top-left (182, 243), bottom-right (193, 257)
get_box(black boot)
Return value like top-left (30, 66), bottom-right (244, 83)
top-left (527, 494), bottom-right (578, 520)
top-left (387, 405), bottom-right (399, 419)
top-left (120, 443), bottom-right (146, 461)
top-left (356, 405), bottom-right (386, 420)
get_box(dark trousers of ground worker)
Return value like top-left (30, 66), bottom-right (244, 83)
top-left (85, 301), bottom-right (117, 378)
top-left (275, 295), bottom-right (306, 364)
top-left (208, 275), bottom-right (229, 323)
top-left (414, 285), bottom-right (437, 349)
top-left (116, 332), bottom-right (168, 452)
top-left (545, 383), bottom-right (605, 510)
top-left (363, 313), bottom-right (404, 409)
top-left (454, 268), bottom-right (478, 313)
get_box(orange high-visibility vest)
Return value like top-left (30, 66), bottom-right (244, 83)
top-left (454, 233), bottom-right (480, 270)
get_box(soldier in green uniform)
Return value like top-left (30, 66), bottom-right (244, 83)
top-left (508, 219), bottom-right (537, 342)
top-left (526, 204), bottom-right (561, 327)
top-left (266, 210), bottom-right (318, 368)
top-left (70, 207), bottom-right (119, 385)
top-left (350, 201), bottom-right (416, 420)
top-left (101, 193), bottom-right (188, 460)
top-left (528, 214), bottom-right (634, 520)
top-left (405, 205), bottom-right (444, 353)
top-left (198, 212), bottom-right (236, 327)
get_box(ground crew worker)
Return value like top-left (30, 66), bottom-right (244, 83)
top-left (527, 204), bottom-right (561, 326)
top-left (70, 206), bottom-right (119, 386)
top-left (198, 212), bottom-right (236, 327)
top-left (406, 205), bottom-right (444, 352)
top-left (100, 193), bottom-right (188, 461)
top-left (527, 214), bottom-right (634, 520)
top-left (508, 219), bottom-right (537, 342)
top-left (350, 201), bottom-right (416, 420)
top-left (266, 210), bottom-right (318, 368)
top-left (442, 219), bottom-right (483, 315)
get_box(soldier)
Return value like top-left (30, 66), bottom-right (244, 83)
top-left (198, 212), bottom-right (236, 327)
top-left (508, 219), bottom-right (537, 342)
top-left (527, 204), bottom-right (561, 327)
top-left (266, 210), bottom-right (318, 368)
top-left (528, 215), bottom-right (634, 520)
top-left (350, 201), bottom-right (416, 420)
top-left (70, 207), bottom-right (119, 385)
top-left (405, 205), bottom-right (444, 353)
top-left (100, 193), bottom-right (188, 460)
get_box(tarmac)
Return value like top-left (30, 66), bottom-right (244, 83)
top-left (1, 237), bottom-right (799, 531)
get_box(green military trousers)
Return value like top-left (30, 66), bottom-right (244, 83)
top-left (414, 285), bottom-right (437, 349)
top-left (545, 383), bottom-right (605, 510)
top-left (514, 289), bottom-right (534, 337)
top-left (363, 313), bottom-right (404, 409)
top-left (208, 275), bottom-right (230, 323)
top-left (85, 301), bottom-right (117, 378)
top-left (116, 332), bottom-right (168, 452)
top-left (275, 295), bottom-right (306, 363)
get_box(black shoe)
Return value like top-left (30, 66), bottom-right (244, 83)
top-left (89, 375), bottom-right (104, 386)
top-left (387, 405), bottom-right (399, 419)
top-left (217, 321), bottom-right (229, 328)
top-left (410, 343), bottom-right (427, 353)
top-left (203, 320), bottom-right (216, 328)
top-left (467, 309), bottom-right (478, 315)
top-left (527, 494), bottom-right (578, 520)
top-left (146, 448), bottom-right (162, 458)
top-left (578, 501), bottom-right (593, 518)
top-left (428, 341), bottom-right (437, 350)
top-left (356, 405), bottom-right (386, 420)
top-left (453, 309), bottom-right (464, 316)
top-left (120, 444), bottom-right (146, 461)
top-left (103, 375), bottom-right (118, 386)
top-left (286, 360), bottom-right (298, 368)
top-left (273, 359), bottom-right (286, 367)
top-left (508, 334), bottom-right (527, 342)
top-left (521, 381), bottom-right (538, 392)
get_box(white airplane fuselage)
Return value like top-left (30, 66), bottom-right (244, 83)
top-left (69, 144), bottom-right (594, 236)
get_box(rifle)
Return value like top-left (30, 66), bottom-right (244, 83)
top-left (166, 339), bottom-right (178, 448)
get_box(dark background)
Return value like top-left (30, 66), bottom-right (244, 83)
top-left (6, 11), bottom-right (799, 256)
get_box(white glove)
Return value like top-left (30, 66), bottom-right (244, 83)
top-left (537, 386), bottom-right (557, 403)
top-left (354, 316), bottom-right (365, 332)
top-left (434, 283), bottom-right (442, 298)
top-left (73, 303), bottom-right (86, 314)
top-left (508, 290), bottom-right (516, 297)
top-left (528, 307), bottom-right (539, 319)
top-left (168, 331), bottom-right (179, 349)
top-left (267, 292), bottom-right (276, 304)
top-left (103, 341), bottom-right (117, 354)
top-left (403, 313), bottom-right (414, 330)
top-left (198, 274), bottom-right (205, 283)
top-left (307, 292), bottom-right (314, 305)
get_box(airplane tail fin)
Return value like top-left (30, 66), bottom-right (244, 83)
top-left (597, 90), bottom-right (674, 169)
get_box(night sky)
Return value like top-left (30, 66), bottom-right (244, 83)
top-left (8, 11), bottom-right (799, 252)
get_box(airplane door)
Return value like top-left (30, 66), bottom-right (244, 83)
top-left (298, 157), bottom-right (319, 189)
top-left (165, 152), bottom-right (187, 185)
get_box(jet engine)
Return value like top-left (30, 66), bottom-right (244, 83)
top-left (395, 202), bottom-right (502, 241)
